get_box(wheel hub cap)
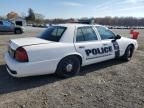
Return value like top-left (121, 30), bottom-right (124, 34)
top-left (66, 64), bottom-right (73, 72)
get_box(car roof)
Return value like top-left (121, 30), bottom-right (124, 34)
top-left (52, 23), bottom-right (103, 43)
top-left (55, 23), bottom-right (101, 28)
top-left (0, 20), bottom-right (11, 22)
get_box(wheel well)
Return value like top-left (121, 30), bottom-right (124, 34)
top-left (123, 44), bottom-right (135, 56)
top-left (60, 55), bottom-right (82, 65)
top-left (55, 54), bottom-right (82, 74)
top-left (74, 55), bottom-right (82, 65)
top-left (124, 44), bottom-right (135, 55)
top-left (128, 44), bottom-right (135, 50)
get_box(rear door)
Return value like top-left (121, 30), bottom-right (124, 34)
top-left (74, 26), bottom-right (114, 66)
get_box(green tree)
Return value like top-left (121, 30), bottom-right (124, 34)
top-left (26, 8), bottom-right (35, 22)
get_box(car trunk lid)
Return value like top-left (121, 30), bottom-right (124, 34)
top-left (8, 37), bottom-right (52, 59)
top-left (9, 37), bottom-right (52, 50)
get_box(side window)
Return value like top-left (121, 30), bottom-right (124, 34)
top-left (57, 28), bottom-right (66, 36)
top-left (3, 21), bottom-right (11, 26)
top-left (82, 27), bottom-right (98, 41)
top-left (51, 27), bottom-right (65, 37)
top-left (9, 21), bottom-right (15, 26)
top-left (0, 21), bottom-right (3, 25)
top-left (76, 27), bottom-right (98, 42)
top-left (76, 28), bottom-right (85, 42)
top-left (51, 29), bottom-right (57, 36)
top-left (96, 26), bottom-right (115, 40)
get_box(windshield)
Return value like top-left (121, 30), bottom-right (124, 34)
top-left (39, 26), bottom-right (66, 42)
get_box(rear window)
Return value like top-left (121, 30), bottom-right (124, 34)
top-left (39, 26), bottom-right (66, 42)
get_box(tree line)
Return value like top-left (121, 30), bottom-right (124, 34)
top-left (94, 17), bottom-right (144, 26)
top-left (45, 17), bottom-right (144, 27)
top-left (1, 8), bottom-right (144, 26)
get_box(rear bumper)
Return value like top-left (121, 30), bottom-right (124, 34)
top-left (6, 65), bottom-right (17, 75)
top-left (4, 52), bottom-right (59, 77)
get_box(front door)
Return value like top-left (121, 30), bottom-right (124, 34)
top-left (95, 26), bottom-right (120, 59)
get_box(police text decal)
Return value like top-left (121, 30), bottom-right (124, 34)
top-left (85, 46), bottom-right (113, 60)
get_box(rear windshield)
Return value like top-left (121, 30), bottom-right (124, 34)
top-left (39, 26), bottom-right (66, 42)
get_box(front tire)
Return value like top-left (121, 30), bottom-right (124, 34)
top-left (123, 45), bottom-right (134, 61)
top-left (56, 56), bottom-right (80, 78)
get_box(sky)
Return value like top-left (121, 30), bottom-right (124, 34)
top-left (0, 0), bottom-right (144, 19)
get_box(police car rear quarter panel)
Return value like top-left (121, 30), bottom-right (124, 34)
top-left (24, 42), bottom-right (78, 62)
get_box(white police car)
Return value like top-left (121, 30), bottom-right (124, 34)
top-left (5, 24), bottom-right (138, 78)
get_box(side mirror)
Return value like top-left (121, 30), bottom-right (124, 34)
top-left (115, 35), bottom-right (121, 40)
top-left (112, 35), bottom-right (121, 42)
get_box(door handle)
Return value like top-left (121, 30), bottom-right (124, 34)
top-left (79, 46), bottom-right (85, 49)
top-left (103, 43), bottom-right (108, 46)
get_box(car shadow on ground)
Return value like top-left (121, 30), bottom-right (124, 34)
top-left (0, 59), bottom-right (125, 95)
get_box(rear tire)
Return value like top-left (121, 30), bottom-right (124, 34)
top-left (15, 29), bottom-right (22, 34)
top-left (56, 56), bottom-right (80, 78)
top-left (122, 45), bottom-right (134, 61)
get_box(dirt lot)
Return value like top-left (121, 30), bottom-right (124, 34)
top-left (0, 28), bottom-right (144, 108)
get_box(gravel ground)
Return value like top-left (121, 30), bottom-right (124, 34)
top-left (0, 28), bottom-right (144, 108)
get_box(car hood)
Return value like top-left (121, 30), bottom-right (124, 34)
top-left (121, 37), bottom-right (137, 42)
top-left (9, 37), bottom-right (52, 50)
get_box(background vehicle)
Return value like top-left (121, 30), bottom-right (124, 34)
top-left (0, 20), bottom-right (24, 34)
top-left (5, 24), bottom-right (138, 78)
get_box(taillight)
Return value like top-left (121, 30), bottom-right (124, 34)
top-left (15, 47), bottom-right (28, 62)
